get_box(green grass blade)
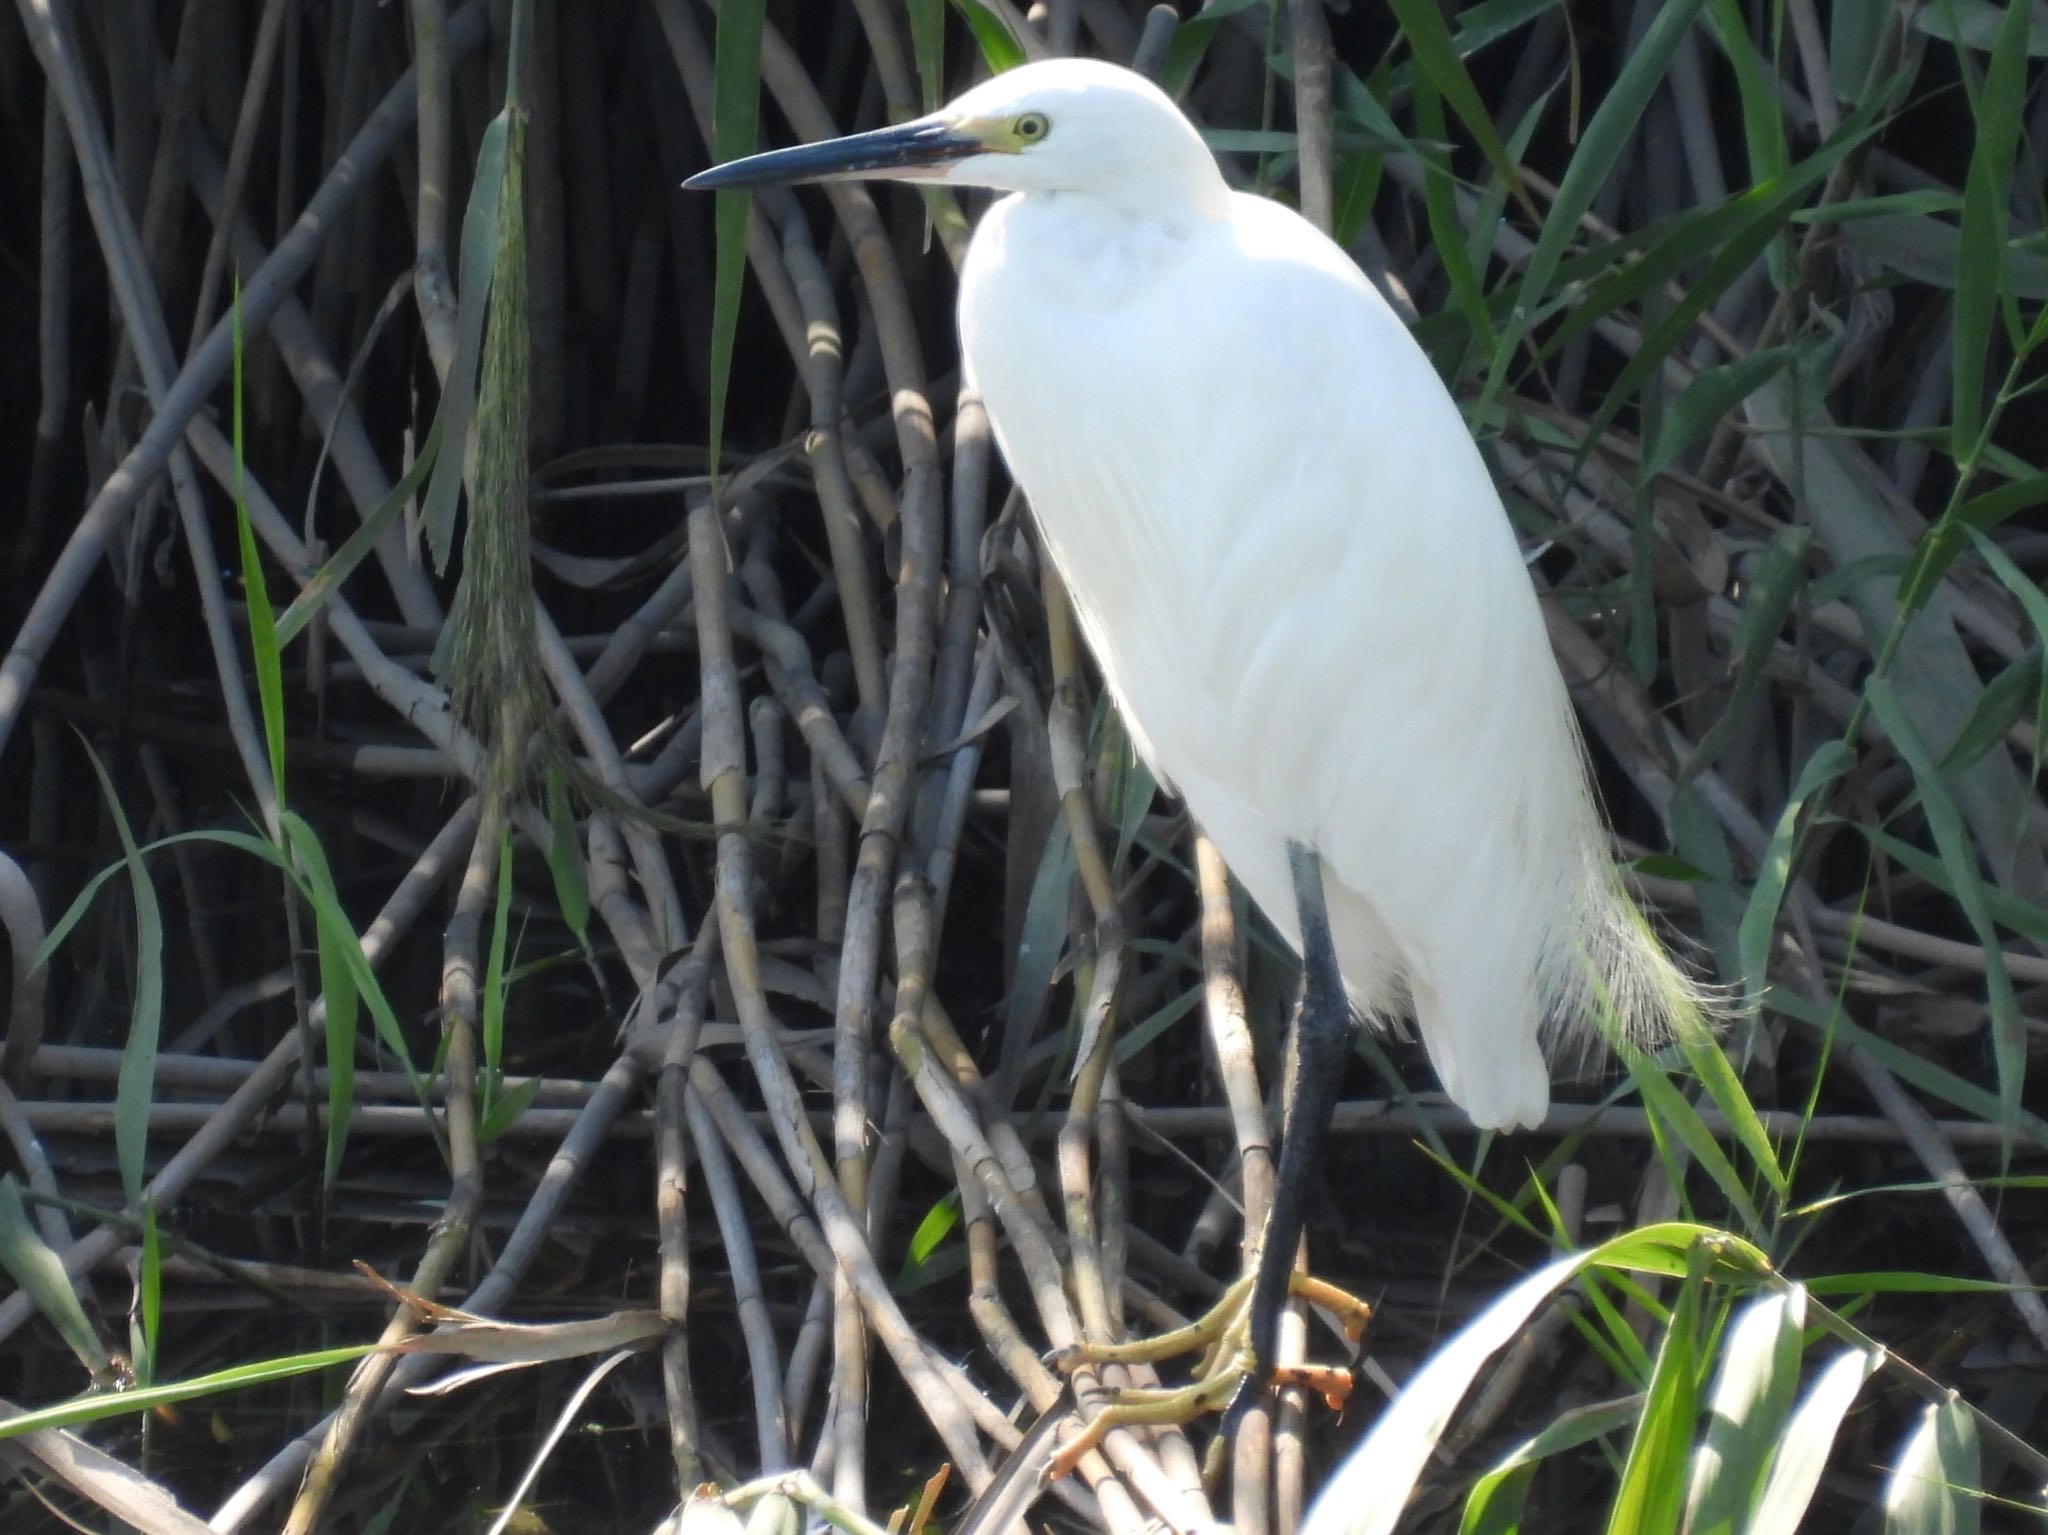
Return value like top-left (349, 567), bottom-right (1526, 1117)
top-left (950, 0), bottom-right (1027, 74)
top-left (1960, 472), bottom-right (2048, 534)
top-left (1897, 473), bottom-right (2048, 625)
top-left (543, 765), bottom-right (590, 944)
top-left (1704, 0), bottom-right (1789, 179)
top-left (133, 1198), bottom-right (161, 1387)
top-left (230, 280), bottom-right (285, 806)
top-left (1529, 115), bottom-right (1871, 437)
top-left (1612, 1223), bottom-right (1776, 1282)
top-left (1802, 1270), bottom-right (2023, 1297)
top-left (1831, 0), bottom-right (1891, 101)
top-left (1517, 202), bottom-right (1744, 355)
top-left (1332, 144), bottom-right (1386, 250)
top-left (1937, 647), bottom-right (2038, 776)
top-left (1674, 523), bottom-right (1811, 786)
top-left (708, 0), bottom-right (767, 480)
top-left (1573, 122), bottom-right (1879, 456)
top-left (1491, 0), bottom-right (1712, 407)
top-left (1739, 740), bottom-right (1857, 1004)
top-left (1384, 0), bottom-right (1535, 223)
top-left (1961, 527), bottom-right (2048, 794)
top-left (1667, 789), bottom-right (1748, 1024)
top-left (77, 741), bottom-right (163, 1210)
top-left (482, 830), bottom-right (516, 1116)
top-left (1332, 60), bottom-right (1411, 154)
top-left (1080, 700), bottom-right (1155, 869)
top-left (1412, 73), bottom-right (1497, 363)
top-left (1461, 1397), bottom-right (1642, 1535)
top-left (1884, 1396), bottom-right (1982, 1535)
top-left (1804, 1000), bottom-right (2048, 1151)
top-left (35, 827), bottom-right (285, 972)
top-left (1605, 1244), bottom-right (1705, 1535)
top-left (284, 811), bottom-right (425, 1101)
top-left (420, 113), bottom-right (508, 574)
top-left (1836, 213), bottom-right (2048, 302)
top-left (0, 1176), bottom-right (110, 1382)
top-left (1914, 1), bottom-right (2048, 55)
top-left (1647, 348), bottom-right (1800, 479)
top-left (1412, 1137), bottom-right (1550, 1247)
top-left (23, 817), bottom-right (427, 1169)
top-left (1748, 1345), bottom-right (1885, 1532)
top-left (906, 0), bottom-right (944, 111)
top-left (897, 1191), bottom-right (964, 1290)
top-left (1110, 981), bottom-right (1201, 1066)
top-left (478, 1075), bottom-right (541, 1145)
top-left (1303, 1247), bottom-right (1599, 1535)
top-left (1794, 189), bottom-right (1964, 225)
top-left (1302, 1225), bottom-right (1767, 1535)
top-left (1704, 0), bottom-right (1793, 287)
top-left (1950, 0), bottom-right (2032, 460)
top-left (1451, 0), bottom-right (1565, 56)
top-left (1856, 824), bottom-right (2048, 947)
top-left (1684, 1286), bottom-right (1807, 1533)
top-left (1577, 1271), bottom-right (1658, 1384)
top-left (1625, 1047), bottom-right (1764, 1231)
top-left (0, 1343), bottom-right (382, 1440)
top-left (275, 413), bottom-right (444, 646)
top-left (1460, 84), bottom-right (1555, 363)
top-left (1673, 1014), bottom-right (1788, 1200)
top-left (284, 817), bottom-right (361, 1194)
top-left (1792, 1175), bottom-right (2048, 1217)
top-left (315, 893), bottom-right (360, 1195)
top-left (997, 814), bottom-right (1074, 1099)
top-left (1864, 678), bottom-right (2022, 1142)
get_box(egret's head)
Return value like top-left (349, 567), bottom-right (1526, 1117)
top-left (685, 59), bottom-right (1227, 214)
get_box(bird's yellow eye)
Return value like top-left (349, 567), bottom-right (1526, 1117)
top-left (1013, 111), bottom-right (1050, 143)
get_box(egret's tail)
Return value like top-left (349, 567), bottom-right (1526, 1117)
top-left (1374, 836), bottom-right (1728, 1134)
top-left (1550, 853), bottom-right (1731, 1073)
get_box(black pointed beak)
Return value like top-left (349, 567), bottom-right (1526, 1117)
top-left (684, 117), bottom-right (985, 191)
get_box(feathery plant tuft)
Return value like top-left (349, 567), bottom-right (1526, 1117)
top-left (443, 0), bottom-right (554, 798)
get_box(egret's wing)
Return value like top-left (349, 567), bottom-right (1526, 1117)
top-left (962, 190), bottom-right (1610, 1128)
top-left (1155, 212), bottom-right (1588, 1128)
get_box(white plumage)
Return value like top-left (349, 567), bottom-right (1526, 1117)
top-left (689, 58), bottom-right (1698, 1132)
top-left (948, 61), bottom-right (1685, 1129)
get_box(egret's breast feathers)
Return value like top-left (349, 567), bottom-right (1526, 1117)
top-left (960, 188), bottom-right (1546, 826)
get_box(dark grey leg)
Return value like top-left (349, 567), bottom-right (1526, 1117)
top-left (1224, 839), bottom-right (1351, 1441)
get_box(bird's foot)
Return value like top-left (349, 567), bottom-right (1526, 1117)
top-left (1044, 1272), bottom-right (1370, 1481)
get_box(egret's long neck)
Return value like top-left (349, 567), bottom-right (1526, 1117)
top-left (982, 187), bottom-right (1213, 314)
top-left (1091, 142), bottom-right (1231, 221)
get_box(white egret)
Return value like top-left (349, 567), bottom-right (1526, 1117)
top-left (688, 58), bottom-right (1701, 1414)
